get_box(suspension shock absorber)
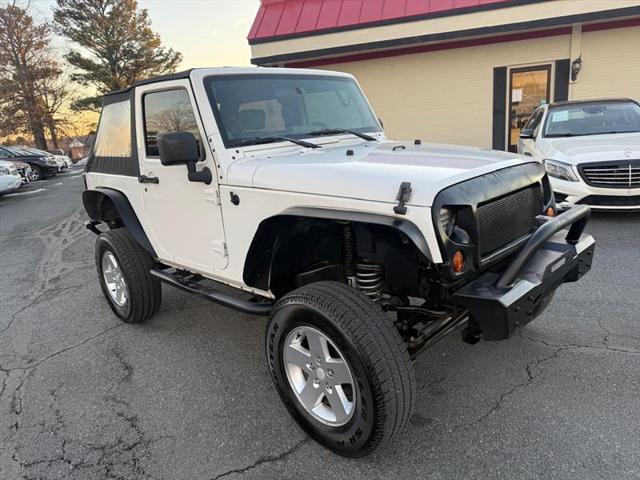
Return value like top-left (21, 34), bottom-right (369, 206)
top-left (355, 262), bottom-right (384, 302)
top-left (342, 224), bottom-right (356, 287)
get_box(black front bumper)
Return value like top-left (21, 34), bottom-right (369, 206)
top-left (453, 205), bottom-right (595, 340)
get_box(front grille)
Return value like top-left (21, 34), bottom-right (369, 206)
top-left (477, 185), bottom-right (542, 257)
top-left (577, 195), bottom-right (640, 207)
top-left (579, 160), bottom-right (640, 189)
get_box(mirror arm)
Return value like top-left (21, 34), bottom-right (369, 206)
top-left (186, 161), bottom-right (212, 185)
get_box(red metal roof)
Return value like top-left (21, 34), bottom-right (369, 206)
top-left (249, 0), bottom-right (513, 42)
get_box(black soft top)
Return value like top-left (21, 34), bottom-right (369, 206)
top-left (102, 69), bottom-right (194, 99)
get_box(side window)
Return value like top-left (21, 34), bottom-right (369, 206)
top-left (143, 89), bottom-right (201, 157)
top-left (94, 101), bottom-right (132, 158)
top-left (0, 149), bottom-right (11, 158)
top-left (525, 108), bottom-right (543, 135)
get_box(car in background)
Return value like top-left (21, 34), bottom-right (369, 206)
top-left (518, 98), bottom-right (640, 210)
top-left (0, 159), bottom-right (23, 195)
top-left (0, 146), bottom-right (59, 181)
top-left (8, 160), bottom-right (32, 184)
top-left (0, 148), bottom-right (32, 183)
top-left (48, 149), bottom-right (74, 167)
top-left (18, 147), bottom-right (68, 170)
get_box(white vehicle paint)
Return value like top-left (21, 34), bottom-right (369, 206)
top-left (82, 67), bottom-right (595, 456)
top-left (85, 67), bottom-right (541, 290)
top-left (0, 160), bottom-right (23, 195)
top-left (517, 99), bottom-right (640, 210)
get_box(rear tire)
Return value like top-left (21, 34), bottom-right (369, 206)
top-left (266, 281), bottom-right (415, 457)
top-left (95, 229), bottom-right (161, 323)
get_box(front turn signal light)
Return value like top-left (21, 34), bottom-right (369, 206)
top-left (452, 251), bottom-right (465, 273)
top-left (546, 207), bottom-right (556, 217)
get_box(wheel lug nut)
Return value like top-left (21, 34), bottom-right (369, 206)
top-left (306, 363), bottom-right (314, 370)
top-left (325, 383), bottom-right (332, 392)
top-left (327, 369), bottom-right (334, 377)
top-left (316, 356), bottom-right (322, 364)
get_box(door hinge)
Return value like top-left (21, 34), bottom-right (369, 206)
top-left (212, 240), bottom-right (227, 257)
top-left (205, 189), bottom-right (221, 205)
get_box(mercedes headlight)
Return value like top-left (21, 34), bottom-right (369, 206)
top-left (0, 165), bottom-right (10, 175)
top-left (45, 157), bottom-right (57, 165)
top-left (440, 207), bottom-right (455, 236)
top-left (543, 159), bottom-right (579, 182)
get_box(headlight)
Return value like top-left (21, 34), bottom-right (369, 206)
top-left (440, 207), bottom-right (455, 236)
top-left (45, 157), bottom-right (57, 165)
top-left (0, 166), bottom-right (10, 175)
top-left (543, 159), bottom-right (579, 182)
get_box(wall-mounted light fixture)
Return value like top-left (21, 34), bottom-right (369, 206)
top-left (571, 54), bottom-right (583, 82)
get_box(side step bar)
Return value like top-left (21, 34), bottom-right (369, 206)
top-left (150, 268), bottom-right (273, 316)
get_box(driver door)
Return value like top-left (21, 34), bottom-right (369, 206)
top-left (135, 80), bottom-right (228, 274)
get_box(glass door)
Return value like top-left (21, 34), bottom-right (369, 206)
top-left (508, 65), bottom-right (551, 152)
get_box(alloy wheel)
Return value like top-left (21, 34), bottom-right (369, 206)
top-left (101, 251), bottom-right (128, 307)
top-left (284, 326), bottom-right (356, 426)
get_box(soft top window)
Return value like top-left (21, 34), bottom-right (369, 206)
top-left (94, 100), bottom-right (132, 157)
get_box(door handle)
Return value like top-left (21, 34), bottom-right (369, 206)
top-left (138, 175), bottom-right (159, 184)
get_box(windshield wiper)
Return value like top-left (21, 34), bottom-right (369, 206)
top-left (234, 135), bottom-right (320, 149)
top-left (307, 128), bottom-right (376, 141)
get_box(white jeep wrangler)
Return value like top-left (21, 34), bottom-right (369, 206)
top-left (83, 67), bottom-right (595, 456)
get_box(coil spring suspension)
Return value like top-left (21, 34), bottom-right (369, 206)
top-left (356, 263), bottom-right (384, 302)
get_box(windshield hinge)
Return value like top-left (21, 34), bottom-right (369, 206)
top-left (393, 182), bottom-right (412, 215)
top-left (212, 240), bottom-right (228, 257)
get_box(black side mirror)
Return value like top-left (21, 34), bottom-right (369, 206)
top-left (158, 132), bottom-right (212, 184)
top-left (158, 132), bottom-right (199, 165)
top-left (519, 128), bottom-right (535, 139)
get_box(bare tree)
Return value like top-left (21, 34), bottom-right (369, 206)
top-left (147, 103), bottom-right (198, 134)
top-left (36, 66), bottom-right (79, 148)
top-left (0, 1), bottom-right (59, 148)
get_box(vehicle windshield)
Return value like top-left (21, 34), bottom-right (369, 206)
top-left (544, 101), bottom-right (640, 137)
top-left (204, 74), bottom-right (381, 148)
top-left (0, 148), bottom-right (14, 158)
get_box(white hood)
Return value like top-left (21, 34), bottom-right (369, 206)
top-left (227, 140), bottom-right (535, 207)
top-left (540, 132), bottom-right (640, 165)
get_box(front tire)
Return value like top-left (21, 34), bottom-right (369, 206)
top-left (95, 229), bottom-right (162, 323)
top-left (266, 281), bottom-right (415, 456)
top-left (31, 165), bottom-right (42, 181)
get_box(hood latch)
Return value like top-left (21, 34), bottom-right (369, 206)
top-left (393, 182), bottom-right (412, 215)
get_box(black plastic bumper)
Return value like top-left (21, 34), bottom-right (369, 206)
top-left (453, 205), bottom-right (595, 340)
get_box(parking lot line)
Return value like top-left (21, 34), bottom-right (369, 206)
top-left (4, 188), bottom-right (47, 197)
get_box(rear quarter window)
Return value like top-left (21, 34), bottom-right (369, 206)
top-left (94, 101), bottom-right (132, 158)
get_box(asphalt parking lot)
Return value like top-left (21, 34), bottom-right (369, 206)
top-left (1, 168), bottom-right (639, 480)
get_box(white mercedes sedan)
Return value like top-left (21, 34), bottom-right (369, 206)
top-left (517, 99), bottom-right (640, 210)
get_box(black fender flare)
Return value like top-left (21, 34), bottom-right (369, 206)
top-left (242, 207), bottom-right (434, 290)
top-left (82, 187), bottom-right (156, 256)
